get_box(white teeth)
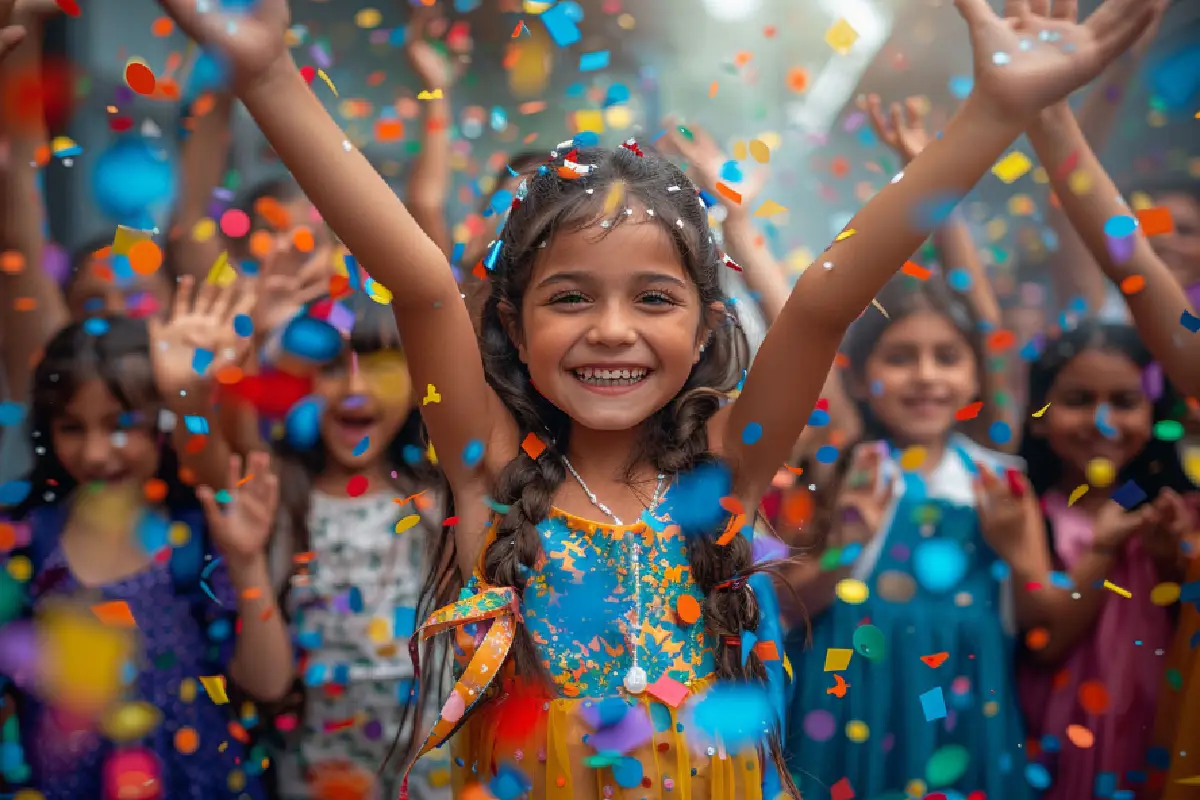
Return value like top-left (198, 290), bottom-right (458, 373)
top-left (572, 368), bottom-right (648, 386)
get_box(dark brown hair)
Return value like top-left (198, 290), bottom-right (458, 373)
top-left (402, 144), bottom-right (799, 793)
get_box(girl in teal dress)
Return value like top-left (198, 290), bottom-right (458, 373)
top-left (785, 278), bottom-right (1054, 800)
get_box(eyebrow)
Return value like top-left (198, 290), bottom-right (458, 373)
top-left (535, 270), bottom-right (689, 290)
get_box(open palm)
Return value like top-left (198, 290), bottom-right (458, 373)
top-left (200, 452), bottom-right (280, 559)
top-left (149, 275), bottom-right (255, 400)
top-left (959, 0), bottom-right (1160, 119)
top-left (154, 0), bottom-right (290, 86)
top-left (657, 117), bottom-right (767, 214)
top-left (865, 95), bottom-right (932, 165)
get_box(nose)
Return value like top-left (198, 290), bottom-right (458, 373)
top-left (345, 359), bottom-right (370, 396)
top-left (915, 353), bottom-right (939, 383)
top-left (80, 430), bottom-right (115, 474)
top-left (585, 301), bottom-right (638, 348)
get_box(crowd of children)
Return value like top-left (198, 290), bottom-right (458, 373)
top-left (0, 0), bottom-right (1198, 798)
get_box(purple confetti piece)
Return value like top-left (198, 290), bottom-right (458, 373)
top-left (842, 111), bottom-right (866, 133)
top-left (587, 705), bottom-right (652, 754)
top-left (309, 43), bottom-right (333, 70)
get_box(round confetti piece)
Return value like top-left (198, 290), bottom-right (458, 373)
top-left (7, 555), bottom-right (32, 582)
top-left (741, 422), bottom-right (763, 445)
top-left (815, 445), bottom-right (839, 464)
top-left (786, 66), bottom-right (809, 93)
top-left (852, 623), bottom-right (887, 661)
top-left (898, 446), bottom-right (927, 471)
top-left (346, 475), bottom-right (369, 497)
top-left (845, 720), bottom-right (869, 743)
top-left (233, 314), bottom-right (254, 338)
top-left (676, 594), bottom-right (701, 625)
top-left (1120, 274), bottom-right (1146, 295)
top-left (168, 521), bottom-right (191, 548)
top-left (1065, 723), bottom-right (1094, 749)
top-left (876, 570), bottom-right (916, 603)
top-left (988, 420), bottom-right (1012, 445)
top-left (1077, 679), bottom-right (1109, 714)
top-left (293, 226), bottom-right (316, 253)
top-left (227, 769), bottom-right (246, 792)
top-left (395, 514), bottom-right (421, 534)
top-left (1025, 627), bottom-right (1050, 651)
top-left (748, 138), bottom-right (770, 164)
top-left (462, 439), bottom-right (486, 468)
top-left (127, 239), bottom-right (162, 275)
top-left (220, 208), bottom-right (252, 239)
top-left (1153, 419), bottom-right (1184, 442)
top-left (124, 61), bottom-right (156, 95)
top-left (179, 678), bottom-right (197, 703)
top-left (1026, 763), bottom-right (1051, 789)
top-left (925, 743), bottom-right (970, 787)
top-left (913, 539), bottom-right (967, 593)
top-left (150, 16), bottom-right (175, 37)
top-left (355, 7), bottom-right (383, 27)
top-left (1085, 457), bottom-right (1115, 488)
top-left (103, 701), bottom-right (162, 742)
top-left (191, 218), bottom-right (217, 243)
top-left (174, 726), bottom-right (199, 754)
top-left (366, 616), bottom-right (391, 644)
top-left (248, 229), bottom-right (274, 260)
top-left (834, 578), bottom-right (869, 605)
top-left (1150, 582), bottom-right (1181, 606)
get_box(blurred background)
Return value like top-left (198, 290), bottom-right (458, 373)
top-left (38, 0), bottom-right (1200, 277)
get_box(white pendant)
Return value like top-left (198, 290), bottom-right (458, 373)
top-left (623, 664), bottom-right (648, 694)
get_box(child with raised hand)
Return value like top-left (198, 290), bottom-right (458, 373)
top-left (1016, 320), bottom-right (1190, 800)
top-left (148, 0), bottom-right (1157, 796)
top-left (864, 92), bottom-right (1018, 450)
top-left (1016, 0), bottom-right (1200, 398)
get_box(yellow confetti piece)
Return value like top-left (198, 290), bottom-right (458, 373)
top-left (1068, 167), bottom-right (1093, 195)
top-left (102, 701), bottom-right (162, 742)
top-left (355, 7), bottom-right (382, 28)
top-left (835, 228), bottom-right (856, 242)
top-left (395, 514), bottom-right (421, 534)
top-left (898, 446), bottom-right (927, 471)
top-left (835, 578), bottom-right (869, 605)
top-left (754, 199), bottom-right (787, 218)
top-left (366, 616), bottom-right (391, 644)
top-left (1150, 582), bottom-right (1180, 606)
top-left (991, 151), bottom-right (1033, 184)
top-left (316, 68), bottom-right (338, 97)
top-left (199, 675), bottom-right (230, 705)
top-left (823, 647), bottom-right (853, 671)
top-left (1102, 580), bottom-right (1131, 599)
top-left (205, 251), bottom-right (237, 287)
top-left (845, 720), bottom-right (870, 742)
top-left (1068, 484), bottom-right (1089, 506)
top-left (824, 18), bottom-right (859, 54)
top-left (732, 140), bottom-right (747, 161)
top-left (191, 217), bottom-right (217, 243)
top-left (602, 179), bottom-right (626, 215)
top-left (574, 109), bottom-right (605, 134)
top-left (748, 138), bottom-right (771, 164)
top-left (1085, 457), bottom-right (1115, 488)
top-left (1032, 402), bottom-right (1051, 418)
top-left (871, 298), bottom-right (889, 318)
top-left (422, 384), bottom-right (442, 405)
top-left (417, 88), bottom-right (444, 100)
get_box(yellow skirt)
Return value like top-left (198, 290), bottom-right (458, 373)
top-left (448, 676), bottom-right (764, 800)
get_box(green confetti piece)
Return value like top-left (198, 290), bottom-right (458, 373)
top-left (1154, 420), bottom-right (1184, 442)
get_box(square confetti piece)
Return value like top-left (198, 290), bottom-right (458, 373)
top-left (991, 151), bottom-right (1033, 184)
top-left (521, 432), bottom-right (546, 460)
top-left (825, 18), bottom-right (859, 54)
top-left (830, 777), bottom-right (856, 800)
top-left (647, 675), bottom-right (691, 708)
top-left (1137, 206), bottom-right (1175, 236)
top-left (1111, 479), bottom-right (1147, 510)
top-left (919, 686), bottom-right (947, 721)
top-left (824, 647), bottom-right (853, 671)
top-left (91, 600), bottom-right (137, 628)
top-left (199, 675), bottom-right (229, 704)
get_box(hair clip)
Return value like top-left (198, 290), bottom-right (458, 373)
top-left (715, 575), bottom-right (747, 591)
top-left (620, 138), bottom-right (644, 157)
top-left (722, 253), bottom-right (743, 272)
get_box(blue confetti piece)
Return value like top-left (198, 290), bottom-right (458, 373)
top-left (0, 480), bottom-right (31, 506)
top-left (856, 126), bottom-right (877, 148)
top-left (394, 606), bottom-right (417, 638)
top-left (1019, 338), bottom-right (1042, 361)
top-left (488, 189), bottom-right (513, 216)
top-left (1040, 733), bottom-right (1061, 753)
top-left (572, 131), bottom-right (599, 148)
top-left (946, 268), bottom-right (972, 292)
top-left (1181, 310), bottom-right (1200, 333)
top-left (232, 313), bottom-right (254, 338)
top-left (579, 50), bottom-right (610, 71)
top-left (990, 560), bottom-right (1011, 581)
top-left (988, 420), bottom-right (1011, 445)
top-left (352, 436), bottom-right (370, 457)
top-left (82, 317), bottom-right (110, 336)
top-left (207, 617), bottom-right (231, 641)
top-left (808, 409), bottom-right (830, 427)
top-left (489, 764), bottom-right (533, 800)
top-left (741, 422), bottom-right (763, 445)
top-left (462, 438), bottom-right (485, 467)
top-left (948, 75), bottom-right (973, 99)
top-left (340, 253), bottom-right (359, 290)
top-left (484, 239), bottom-right (503, 271)
top-left (1095, 771), bottom-right (1117, 799)
top-left (1095, 402), bottom-right (1118, 439)
top-left (0, 402), bottom-right (25, 427)
top-left (919, 686), bottom-right (947, 721)
top-left (213, 489), bottom-right (232, 504)
top-left (564, 81), bottom-right (586, 98)
top-left (402, 444), bottom-right (423, 465)
top-left (697, 189), bottom-right (718, 208)
top-left (451, 241), bottom-right (465, 265)
top-left (909, 192), bottom-right (963, 231)
top-left (1026, 763), bottom-right (1052, 790)
top-left (183, 415), bottom-right (210, 435)
top-left (719, 160), bottom-right (742, 183)
top-left (303, 662), bottom-right (328, 687)
top-left (815, 445), bottom-right (839, 464)
top-left (1103, 215), bottom-right (1138, 238)
top-left (1110, 479), bottom-right (1147, 510)
top-left (110, 254), bottom-right (134, 286)
top-left (192, 348), bottom-right (214, 375)
top-left (840, 542), bottom-right (863, 564)
top-left (541, 1), bottom-right (581, 47)
top-left (604, 83), bottom-right (630, 106)
top-left (1049, 571), bottom-right (1074, 589)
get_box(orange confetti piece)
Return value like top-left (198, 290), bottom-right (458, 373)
top-left (986, 329), bottom-right (1016, 351)
top-left (786, 66), bottom-right (808, 93)
top-left (521, 432), bottom-right (546, 460)
top-left (1120, 274), bottom-right (1146, 295)
top-left (150, 17), bottom-right (175, 37)
top-left (125, 62), bottom-right (156, 96)
top-left (0, 251), bottom-right (25, 273)
top-left (901, 261), bottom-right (931, 280)
top-left (780, 489), bottom-right (814, 526)
top-left (715, 513), bottom-right (745, 546)
top-left (734, 51), bottom-right (753, 67)
top-left (248, 230), bottom-right (274, 259)
top-left (143, 478), bottom-right (168, 502)
top-left (718, 496), bottom-right (745, 515)
top-left (184, 434), bottom-right (209, 455)
top-left (518, 101), bottom-right (547, 115)
top-left (92, 600), bottom-right (137, 628)
top-left (676, 594), bottom-right (701, 625)
top-left (920, 652), bottom-right (949, 668)
top-left (784, 464), bottom-right (805, 476)
top-left (128, 240), bottom-right (163, 275)
top-left (241, 587), bottom-right (262, 600)
top-left (830, 156), bottom-right (849, 178)
top-left (714, 182), bottom-right (742, 205)
top-left (1025, 627), bottom-right (1049, 651)
top-left (753, 640), bottom-right (779, 661)
top-left (235, 473), bottom-right (254, 488)
top-left (708, 81), bottom-right (719, 98)
top-left (1078, 680), bottom-right (1109, 714)
top-left (1065, 723), bottom-right (1094, 749)
top-left (254, 196), bottom-right (291, 230)
top-left (13, 297), bottom-right (36, 312)
top-left (954, 401), bottom-right (983, 421)
top-left (763, 25), bottom-right (777, 38)
top-left (292, 227), bottom-right (316, 253)
top-left (1136, 206), bottom-right (1174, 236)
top-left (374, 118), bottom-right (404, 142)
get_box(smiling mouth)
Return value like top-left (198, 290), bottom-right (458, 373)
top-left (570, 367), bottom-right (651, 387)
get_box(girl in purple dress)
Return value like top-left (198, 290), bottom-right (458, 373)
top-left (0, 311), bottom-right (293, 800)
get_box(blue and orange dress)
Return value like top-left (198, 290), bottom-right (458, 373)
top-left (404, 505), bottom-right (790, 799)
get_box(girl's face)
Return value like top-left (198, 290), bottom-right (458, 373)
top-left (67, 254), bottom-right (172, 323)
top-left (860, 310), bottom-right (979, 446)
top-left (1149, 192), bottom-right (1200, 288)
top-left (514, 217), bottom-right (708, 433)
top-left (314, 348), bottom-right (412, 472)
top-left (51, 379), bottom-right (161, 488)
top-left (1035, 348), bottom-right (1151, 478)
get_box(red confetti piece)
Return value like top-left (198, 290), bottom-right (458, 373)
top-left (920, 652), bottom-right (949, 668)
top-left (443, 516), bottom-right (460, 526)
top-left (1137, 206), bottom-right (1175, 236)
top-left (954, 401), bottom-right (983, 421)
top-left (986, 329), bottom-right (1016, 351)
top-left (346, 475), bottom-right (369, 497)
top-left (299, 65), bottom-right (317, 84)
top-left (125, 61), bottom-right (156, 96)
top-left (830, 777), bottom-right (855, 800)
top-left (55, 0), bottom-right (81, 16)
top-left (900, 261), bottom-right (931, 280)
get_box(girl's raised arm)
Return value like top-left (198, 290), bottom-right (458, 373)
top-left (720, 0), bottom-right (1157, 506)
top-left (155, 0), bottom-right (503, 490)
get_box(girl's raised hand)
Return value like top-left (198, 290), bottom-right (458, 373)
top-left (199, 452), bottom-right (279, 560)
top-left (252, 238), bottom-right (332, 336)
top-left (1093, 497), bottom-right (1159, 551)
top-left (153, 0), bottom-right (290, 87)
top-left (0, 0), bottom-right (28, 62)
top-left (657, 117), bottom-right (767, 215)
top-left (833, 444), bottom-right (894, 541)
top-left (404, 2), bottom-right (455, 90)
top-left (149, 275), bottom-right (255, 401)
top-left (865, 95), bottom-right (932, 165)
top-left (974, 465), bottom-right (1037, 562)
top-left (958, 0), bottom-right (1160, 121)
top-left (1141, 487), bottom-right (1190, 564)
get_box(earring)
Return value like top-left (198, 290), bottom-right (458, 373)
top-left (699, 344), bottom-right (706, 354)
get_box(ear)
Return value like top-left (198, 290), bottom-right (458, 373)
top-left (694, 301), bottom-right (725, 363)
top-left (498, 299), bottom-right (527, 363)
